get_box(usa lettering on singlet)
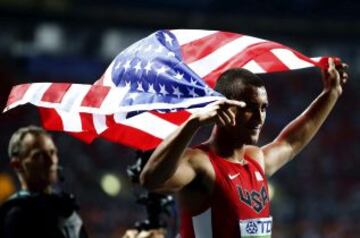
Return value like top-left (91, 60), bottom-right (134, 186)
top-left (180, 145), bottom-right (272, 238)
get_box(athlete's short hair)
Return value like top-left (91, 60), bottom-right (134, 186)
top-left (8, 125), bottom-right (50, 160)
top-left (214, 68), bottom-right (265, 99)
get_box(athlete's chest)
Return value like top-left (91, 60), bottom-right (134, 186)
top-left (212, 159), bottom-right (270, 216)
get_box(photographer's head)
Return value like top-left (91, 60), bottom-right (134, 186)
top-left (8, 125), bottom-right (59, 193)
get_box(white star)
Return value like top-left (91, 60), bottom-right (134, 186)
top-left (172, 86), bottom-right (183, 98)
top-left (123, 60), bottom-right (131, 72)
top-left (133, 61), bottom-right (142, 73)
top-left (156, 65), bottom-right (168, 76)
top-left (155, 45), bottom-right (163, 53)
top-left (159, 84), bottom-right (169, 96)
top-left (115, 61), bottom-right (121, 69)
top-left (167, 51), bottom-right (176, 57)
top-left (204, 85), bottom-right (212, 95)
top-left (187, 87), bottom-right (198, 97)
top-left (144, 45), bottom-right (152, 52)
top-left (137, 82), bottom-right (144, 92)
top-left (144, 61), bottom-right (153, 74)
top-left (124, 81), bottom-right (131, 91)
top-left (174, 71), bottom-right (184, 80)
top-left (190, 77), bottom-right (198, 86)
top-left (135, 45), bottom-right (143, 52)
top-left (163, 33), bottom-right (173, 46)
top-left (148, 83), bottom-right (156, 93)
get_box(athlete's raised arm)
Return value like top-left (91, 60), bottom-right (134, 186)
top-left (140, 99), bottom-right (245, 192)
top-left (261, 58), bottom-right (349, 176)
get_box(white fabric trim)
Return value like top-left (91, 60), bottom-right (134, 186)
top-left (170, 29), bottom-right (218, 46)
top-left (188, 36), bottom-right (267, 77)
top-left (121, 112), bottom-right (178, 139)
top-left (271, 49), bottom-right (314, 69)
top-left (192, 208), bottom-right (213, 238)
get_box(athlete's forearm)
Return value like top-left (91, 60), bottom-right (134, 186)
top-left (140, 116), bottom-right (200, 189)
top-left (276, 87), bottom-right (340, 157)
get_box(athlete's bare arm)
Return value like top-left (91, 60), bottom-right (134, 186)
top-left (261, 58), bottom-right (349, 176)
top-left (140, 100), bottom-right (245, 192)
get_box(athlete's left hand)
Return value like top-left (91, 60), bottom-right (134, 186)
top-left (322, 57), bottom-right (349, 96)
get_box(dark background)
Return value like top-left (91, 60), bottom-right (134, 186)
top-left (0, 1), bottom-right (359, 237)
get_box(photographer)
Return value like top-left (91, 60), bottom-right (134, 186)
top-left (0, 125), bottom-right (88, 238)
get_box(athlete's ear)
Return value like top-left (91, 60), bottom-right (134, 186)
top-left (10, 158), bottom-right (23, 172)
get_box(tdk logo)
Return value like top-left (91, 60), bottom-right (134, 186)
top-left (245, 220), bottom-right (272, 234)
top-left (245, 221), bottom-right (258, 234)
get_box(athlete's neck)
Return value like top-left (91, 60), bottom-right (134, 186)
top-left (208, 126), bottom-right (246, 162)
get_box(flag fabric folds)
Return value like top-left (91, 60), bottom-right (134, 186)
top-left (4, 29), bottom-right (328, 150)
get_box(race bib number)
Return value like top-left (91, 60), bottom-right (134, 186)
top-left (239, 217), bottom-right (272, 238)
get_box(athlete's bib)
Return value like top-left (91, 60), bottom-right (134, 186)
top-left (239, 217), bottom-right (272, 238)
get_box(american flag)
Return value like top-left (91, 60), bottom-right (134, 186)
top-left (4, 29), bottom-right (330, 150)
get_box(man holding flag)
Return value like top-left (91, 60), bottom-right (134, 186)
top-left (139, 58), bottom-right (348, 237)
top-left (3, 29), bottom-right (349, 237)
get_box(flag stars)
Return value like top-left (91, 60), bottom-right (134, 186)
top-left (137, 82), bottom-right (144, 92)
top-left (144, 61), bottom-right (153, 74)
top-left (159, 84), bottom-right (169, 96)
top-left (115, 61), bottom-right (121, 69)
top-left (190, 78), bottom-right (198, 86)
top-left (155, 45), bottom-right (163, 53)
top-left (204, 85), bottom-right (212, 95)
top-left (123, 60), bottom-right (131, 72)
top-left (148, 83), bottom-right (156, 93)
top-left (163, 33), bottom-right (173, 46)
top-left (124, 81), bottom-right (131, 91)
top-left (144, 45), bottom-right (152, 52)
top-left (133, 61), bottom-right (142, 73)
top-left (156, 65), bottom-right (168, 76)
top-left (135, 45), bottom-right (143, 52)
top-left (187, 87), bottom-right (198, 97)
top-left (174, 71), bottom-right (184, 80)
top-left (172, 86), bottom-right (183, 98)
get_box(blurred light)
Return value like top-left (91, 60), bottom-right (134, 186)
top-left (100, 30), bottom-right (123, 59)
top-left (0, 173), bottom-right (16, 203)
top-left (100, 173), bottom-right (121, 197)
top-left (34, 23), bottom-right (64, 53)
top-left (268, 182), bottom-right (275, 201)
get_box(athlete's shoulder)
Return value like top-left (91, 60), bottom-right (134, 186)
top-left (184, 146), bottom-right (213, 175)
top-left (244, 145), bottom-right (265, 167)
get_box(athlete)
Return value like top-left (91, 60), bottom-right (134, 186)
top-left (140, 58), bottom-right (348, 237)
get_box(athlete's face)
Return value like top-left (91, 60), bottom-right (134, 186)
top-left (229, 85), bottom-right (268, 145)
top-left (12, 134), bottom-right (59, 191)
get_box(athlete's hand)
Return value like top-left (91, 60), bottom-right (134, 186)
top-left (322, 57), bottom-right (349, 96)
top-left (190, 99), bottom-right (246, 127)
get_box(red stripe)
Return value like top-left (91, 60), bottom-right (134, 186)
top-left (79, 113), bottom-right (96, 131)
top-left (6, 84), bottom-right (31, 107)
top-left (41, 83), bottom-right (71, 103)
top-left (39, 108), bottom-right (64, 131)
top-left (81, 85), bottom-right (110, 108)
top-left (181, 32), bottom-right (242, 64)
top-left (254, 51), bottom-right (289, 72)
top-left (69, 113), bottom-right (98, 143)
top-left (101, 122), bottom-right (162, 150)
top-left (149, 110), bottom-right (191, 125)
top-left (201, 42), bottom-right (294, 88)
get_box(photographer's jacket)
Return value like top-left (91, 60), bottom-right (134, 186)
top-left (0, 190), bottom-right (88, 238)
